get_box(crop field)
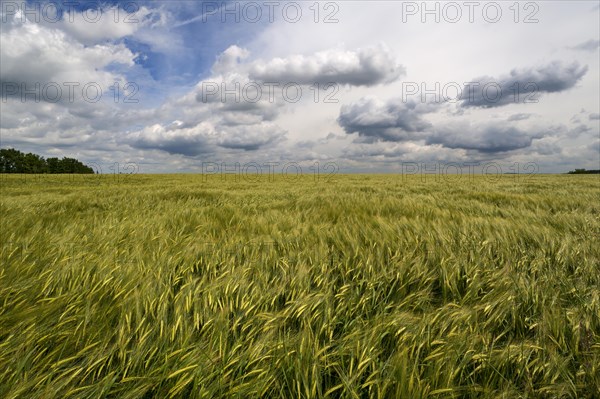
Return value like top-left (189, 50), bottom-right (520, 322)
top-left (0, 174), bottom-right (599, 398)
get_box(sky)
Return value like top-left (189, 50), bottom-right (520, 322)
top-left (1, 0), bottom-right (599, 174)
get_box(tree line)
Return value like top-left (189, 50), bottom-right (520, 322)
top-left (0, 148), bottom-right (95, 174)
top-left (567, 169), bottom-right (600, 174)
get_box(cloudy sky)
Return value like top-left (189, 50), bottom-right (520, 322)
top-left (1, 0), bottom-right (598, 173)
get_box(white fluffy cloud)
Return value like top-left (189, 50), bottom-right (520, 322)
top-left (56, 6), bottom-right (148, 44)
top-left (211, 45), bottom-right (251, 75)
top-left (1, 16), bottom-right (135, 102)
top-left (248, 44), bottom-right (405, 86)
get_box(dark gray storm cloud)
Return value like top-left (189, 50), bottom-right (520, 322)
top-left (129, 119), bottom-right (286, 156)
top-left (460, 61), bottom-right (588, 108)
top-left (337, 98), bottom-right (437, 142)
top-left (215, 124), bottom-right (286, 151)
top-left (568, 124), bottom-right (592, 137)
top-left (337, 61), bottom-right (590, 155)
top-left (427, 124), bottom-right (544, 153)
top-left (569, 39), bottom-right (600, 52)
top-left (507, 113), bottom-right (533, 121)
top-left (130, 129), bottom-right (214, 156)
top-left (127, 121), bottom-right (215, 157)
top-left (337, 95), bottom-right (547, 153)
top-left (131, 138), bottom-right (212, 157)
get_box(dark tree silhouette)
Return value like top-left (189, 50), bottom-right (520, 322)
top-left (0, 148), bottom-right (94, 174)
top-left (567, 169), bottom-right (600, 174)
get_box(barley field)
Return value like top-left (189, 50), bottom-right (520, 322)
top-left (0, 174), bottom-right (599, 398)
